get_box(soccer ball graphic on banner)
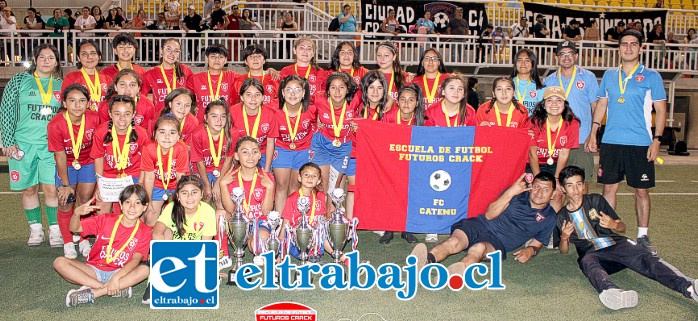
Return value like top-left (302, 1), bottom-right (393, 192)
top-left (433, 12), bottom-right (450, 30)
top-left (430, 170), bottom-right (452, 192)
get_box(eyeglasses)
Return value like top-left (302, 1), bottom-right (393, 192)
top-left (37, 55), bottom-right (56, 61)
top-left (284, 87), bottom-right (303, 94)
top-left (423, 56), bottom-right (439, 62)
top-left (163, 46), bottom-right (181, 54)
top-left (557, 52), bottom-right (575, 58)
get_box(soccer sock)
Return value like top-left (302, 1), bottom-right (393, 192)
top-left (637, 227), bottom-right (648, 238)
top-left (219, 232), bottom-right (230, 257)
top-left (45, 206), bottom-right (58, 226)
top-left (56, 208), bottom-right (75, 245)
top-left (427, 253), bottom-right (436, 264)
top-left (25, 207), bottom-right (42, 225)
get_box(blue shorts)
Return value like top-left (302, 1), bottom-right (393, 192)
top-left (289, 241), bottom-right (325, 260)
top-left (55, 163), bottom-right (96, 186)
top-left (152, 186), bottom-right (175, 201)
top-left (260, 154), bottom-right (273, 171)
top-left (206, 172), bottom-right (217, 187)
top-left (346, 157), bottom-right (356, 177)
top-left (272, 146), bottom-right (312, 170)
top-left (451, 217), bottom-right (507, 260)
top-left (310, 133), bottom-right (352, 175)
top-left (89, 265), bottom-right (121, 283)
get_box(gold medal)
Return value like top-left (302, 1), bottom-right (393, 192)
top-left (333, 139), bottom-right (341, 148)
top-left (116, 172), bottom-right (126, 178)
top-left (617, 63), bottom-right (639, 106)
top-left (289, 142), bottom-right (296, 150)
top-left (547, 157), bottom-right (554, 166)
top-left (72, 160), bottom-right (82, 170)
top-left (618, 97), bottom-right (625, 104)
top-left (213, 169), bottom-right (220, 177)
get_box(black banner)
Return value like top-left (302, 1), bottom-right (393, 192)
top-left (361, 0), bottom-right (488, 35)
top-left (522, 3), bottom-right (667, 40)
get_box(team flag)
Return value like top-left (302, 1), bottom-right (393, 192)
top-left (354, 120), bottom-right (531, 234)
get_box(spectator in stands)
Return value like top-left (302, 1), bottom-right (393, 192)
top-left (582, 19), bottom-right (600, 65)
top-left (203, 0), bottom-right (213, 19)
top-left (278, 11), bottom-right (298, 59)
top-left (605, 20), bottom-right (625, 50)
top-left (653, 0), bottom-right (664, 8)
top-left (149, 13), bottom-right (168, 30)
top-left (210, 0), bottom-right (228, 30)
top-left (165, 0), bottom-right (181, 29)
top-left (476, 24), bottom-right (493, 63)
top-left (116, 7), bottom-right (128, 25)
top-left (414, 11), bottom-right (436, 35)
top-left (467, 77), bottom-right (480, 111)
top-left (63, 9), bottom-right (75, 30)
top-left (75, 7), bottom-right (96, 37)
top-left (128, 9), bottom-right (147, 33)
top-left (447, 7), bottom-right (468, 62)
top-left (633, 21), bottom-right (645, 40)
top-left (682, 28), bottom-right (696, 45)
top-left (685, 28), bottom-right (698, 69)
top-left (105, 5), bottom-right (125, 30)
top-left (45, 8), bottom-right (69, 59)
top-left (182, 5), bottom-right (202, 61)
top-left (239, 9), bottom-right (257, 35)
top-left (1, 7), bottom-right (17, 35)
top-left (647, 23), bottom-right (665, 44)
top-left (0, 1), bottom-right (6, 12)
top-left (91, 5), bottom-right (105, 29)
top-left (227, 4), bottom-right (242, 37)
top-left (23, 8), bottom-right (45, 31)
top-left (338, 4), bottom-right (358, 40)
top-left (380, 9), bottom-right (400, 39)
top-left (563, 19), bottom-right (582, 42)
top-left (510, 17), bottom-right (529, 56)
top-left (533, 14), bottom-right (550, 64)
top-left (491, 26), bottom-right (507, 63)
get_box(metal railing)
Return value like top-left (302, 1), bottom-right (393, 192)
top-left (2, 29), bottom-right (697, 75)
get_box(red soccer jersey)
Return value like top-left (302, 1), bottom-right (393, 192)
top-left (332, 66), bottom-right (369, 87)
top-left (382, 71), bottom-right (409, 105)
top-left (412, 73), bottom-right (450, 109)
top-left (185, 70), bottom-right (240, 123)
top-left (273, 101), bottom-right (318, 150)
top-left (140, 64), bottom-right (193, 114)
top-left (231, 73), bottom-right (280, 106)
top-left (475, 102), bottom-right (530, 129)
top-left (61, 70), bottom-right (113, 110)
top-left (225, 170), bottom-right (275, 220)
top-left (531, 119), bottom-right (580, 164)
top-left (230, 102), bottom-right (279, 150)
top-left (189, 124), bottom-right (238, 173)
top-left (382, 108), bottom-right (417, 126)
top-left (90, 123), bottom-right (150, 178)
top-left (313, 93), bottom-right (360, 143)
top-left (47, 110), bottom-right (100, 167)
top-left (280, 64), bottom-right (326, 96)
top-left (179, 113), bottom-right (200, 144)
top-left (101, 63), bottom-right (147, 80)
top-left (424, 100), bottom-right (477, 127)
top-left (140, 140), bottom-right (190, 190)
top-left (81, 213), bottom-right (152, 271)
top-left (281, 190), bottom-right (327, 228)
top-left (97, 94), bottom-right (156, 131)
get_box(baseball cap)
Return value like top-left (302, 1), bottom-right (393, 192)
top-left (3, 7), bottom-right (11, 12)
top-left (557, 40), bottom-right (577, 53)
top-left (617, 21), bottom-right (626, 26)
top-left (570, 19), bottom-right (580, 25)
top-left (544, 86), bottom-right (566, 100)
top-left (188, 5), bottom-right (195, 9)
top-left (496, 26), bottom-right (503, 31)
top-left (536, 14), bottom-right (544, 19)
top-left (109, 5), bottom-right (117, 10)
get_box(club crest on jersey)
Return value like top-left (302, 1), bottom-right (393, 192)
top-left (576, 81), bottom-right (585, 90)
top-left (529, 90), bottom-right (537, 98)
top-left (53, 90), bottom-right (61, 102)
top-left (10, 170), bottom-right (20, 183)
top-left (309, 75), bottom-right (316, 82)
top-left (635, 75), bottom-right (644, 82)
top-left (261, 123), bottom-right (269, 132)
top-left (560, 136), bottom-right (567, 146)
top-left (302, 119), bottom-right (311, 129)
top-left (535, 212), bottom-right (545, 222)
top-left (134, 115), bottom-right (144, 125)
top-left (254, 188), bottom-right (263, 201)
top-left (222, 83), bottom-right (229, 91)
top-left (266, 85), bottom-right (274, 93)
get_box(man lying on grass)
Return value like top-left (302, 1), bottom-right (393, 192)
top-left (53, 185), bottom-right (152, 307)
top-left (411, 172), bottom-right (559, 276)
top-left (557, 165), bottom-right (698, 310)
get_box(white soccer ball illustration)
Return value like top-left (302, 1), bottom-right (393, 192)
top-left (430, 170), bottom-right (452, 192)
top-left (433, 12), bottom-right (450, 30)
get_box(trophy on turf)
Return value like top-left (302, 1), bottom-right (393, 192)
top-left (327, 188), bottom-right (350, 264)
top-left (266, 210), bottom-right (282, 260)
top-left (226, 187), bottom-right (251, 285)
top-left (292, 196), bottom-right (314, 266)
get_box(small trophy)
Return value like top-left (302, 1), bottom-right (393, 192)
top-left (327, 189), bottom-right (350, 264)
top-left (292, 196), bottom-right (314, 267)
top-left (266, 211), bottom-right (282, 260)
top-left (226, 187), bottom-right (251, 286)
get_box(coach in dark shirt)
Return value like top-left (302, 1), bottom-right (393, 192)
top-left (605, 21), bottom-right (625, 47)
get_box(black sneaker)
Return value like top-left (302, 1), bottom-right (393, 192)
top-left (379, 232), bottom-right (394, 244)
top-left (401, 232), bottom-right (418, 243)
top-left (637, 235), bottom-right (658, 255)
top-left (141, 283), bottom-right (151, 305)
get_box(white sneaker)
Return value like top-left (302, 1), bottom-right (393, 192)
top-left (64, 242), bottom-right (78, 259)
top-left (372, 230), bottom-right (385, 236)
top-left (28, 224), bottom-right (44, 246)
top-left (425, 234), bottom-right (438, 243)
top-left (72, 234), bottom-right (80, 243)
top-left (599, 288), bottom-right (638, 310)
top-left (78, 240), bottom-right (92, 258)
top-left (48, 225), bottom-right (64, 248)
top-left (218, 256), bottom-right (232, 270)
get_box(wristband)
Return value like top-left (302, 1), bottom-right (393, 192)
top-left (653, 135), bottom-right (662, 141)
top-left (592, 121), bottom-right (601, 126)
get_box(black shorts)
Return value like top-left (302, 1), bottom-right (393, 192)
top-left (451, 218), bottom-right (507, 260)
top-left (598, 143), bottom-right (655, 188)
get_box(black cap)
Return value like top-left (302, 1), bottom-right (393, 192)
top-left (486, 24), bottom-right (493, 29)
top-left (536, 14), bottom-right (544, 19)
top-left (617, 21), bottom-right (626, 26)
top-left (557, 40), bottom-right (577, 53)
top-left (570, 19), bottom-right (580, 25)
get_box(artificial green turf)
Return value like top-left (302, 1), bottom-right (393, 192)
top-left (1, 167), bottom-right (697, 320)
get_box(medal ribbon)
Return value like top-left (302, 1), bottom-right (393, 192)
top-left (105, 215), bottom-right (140, 264)
top-left (294, 64), bottom-right (311, 79)
top-left (557, 65), bottom-right (577, 98)
top-left (111, 125), bottom-right (132, 171)
top-left (180, 116), bottom-right (186, 132)
top-left (546, 118), bottom-right (563, 160)
top-left (156, 144), bottom-right (174, 189)
top-left (618, 63), bottom-right (640, 98)
top-left (65, 113), bottom-right (85, 160)
top-left (183, 204), bottom-right (203, 236)
top-left (206, 126), bottom-right (224, 168)
top-left (494, 102), bottom-right (515, 127)
top-left (387, 71), bottom-right (395, 95)
top-left (242, 106), bottom-right (263, 138)
top-left (422, 72), bottom-right (441, 104)
top-left (363, 106), bottom-right (378, 120)
top-left (283, 103), bottom-right (302, 144)
top-left (442, 104), bottom-right (459, 127)
top-left (329, 99), bottom-right (348, 140)
top-left (237, 170), bottom-right (259, 214)
top-left (33, 73), bottom-right (54, 106)
top-left (247, 71), bottom-right (265, 84)
top-left (207, 71), bottom-right (223, 101)
top-left (398, 109), bottom-right (413, 125)
top-left (80, 68), bottom-right (102, 102)
top-left (298, 189), bottom-right (316, 224)
top-left (514, 77), bottom-right (531, 102)
top-left (159, 65), bottom-right (177, 93)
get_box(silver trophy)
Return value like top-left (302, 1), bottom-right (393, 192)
top-left (226, 187), bottom-right (251, 285)
top-left (292, 196), bottom-right (314, 266)
top-left (327, 189), bottom-right (350, 264)
top-left (266, 211), bottom-right (282, 260)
